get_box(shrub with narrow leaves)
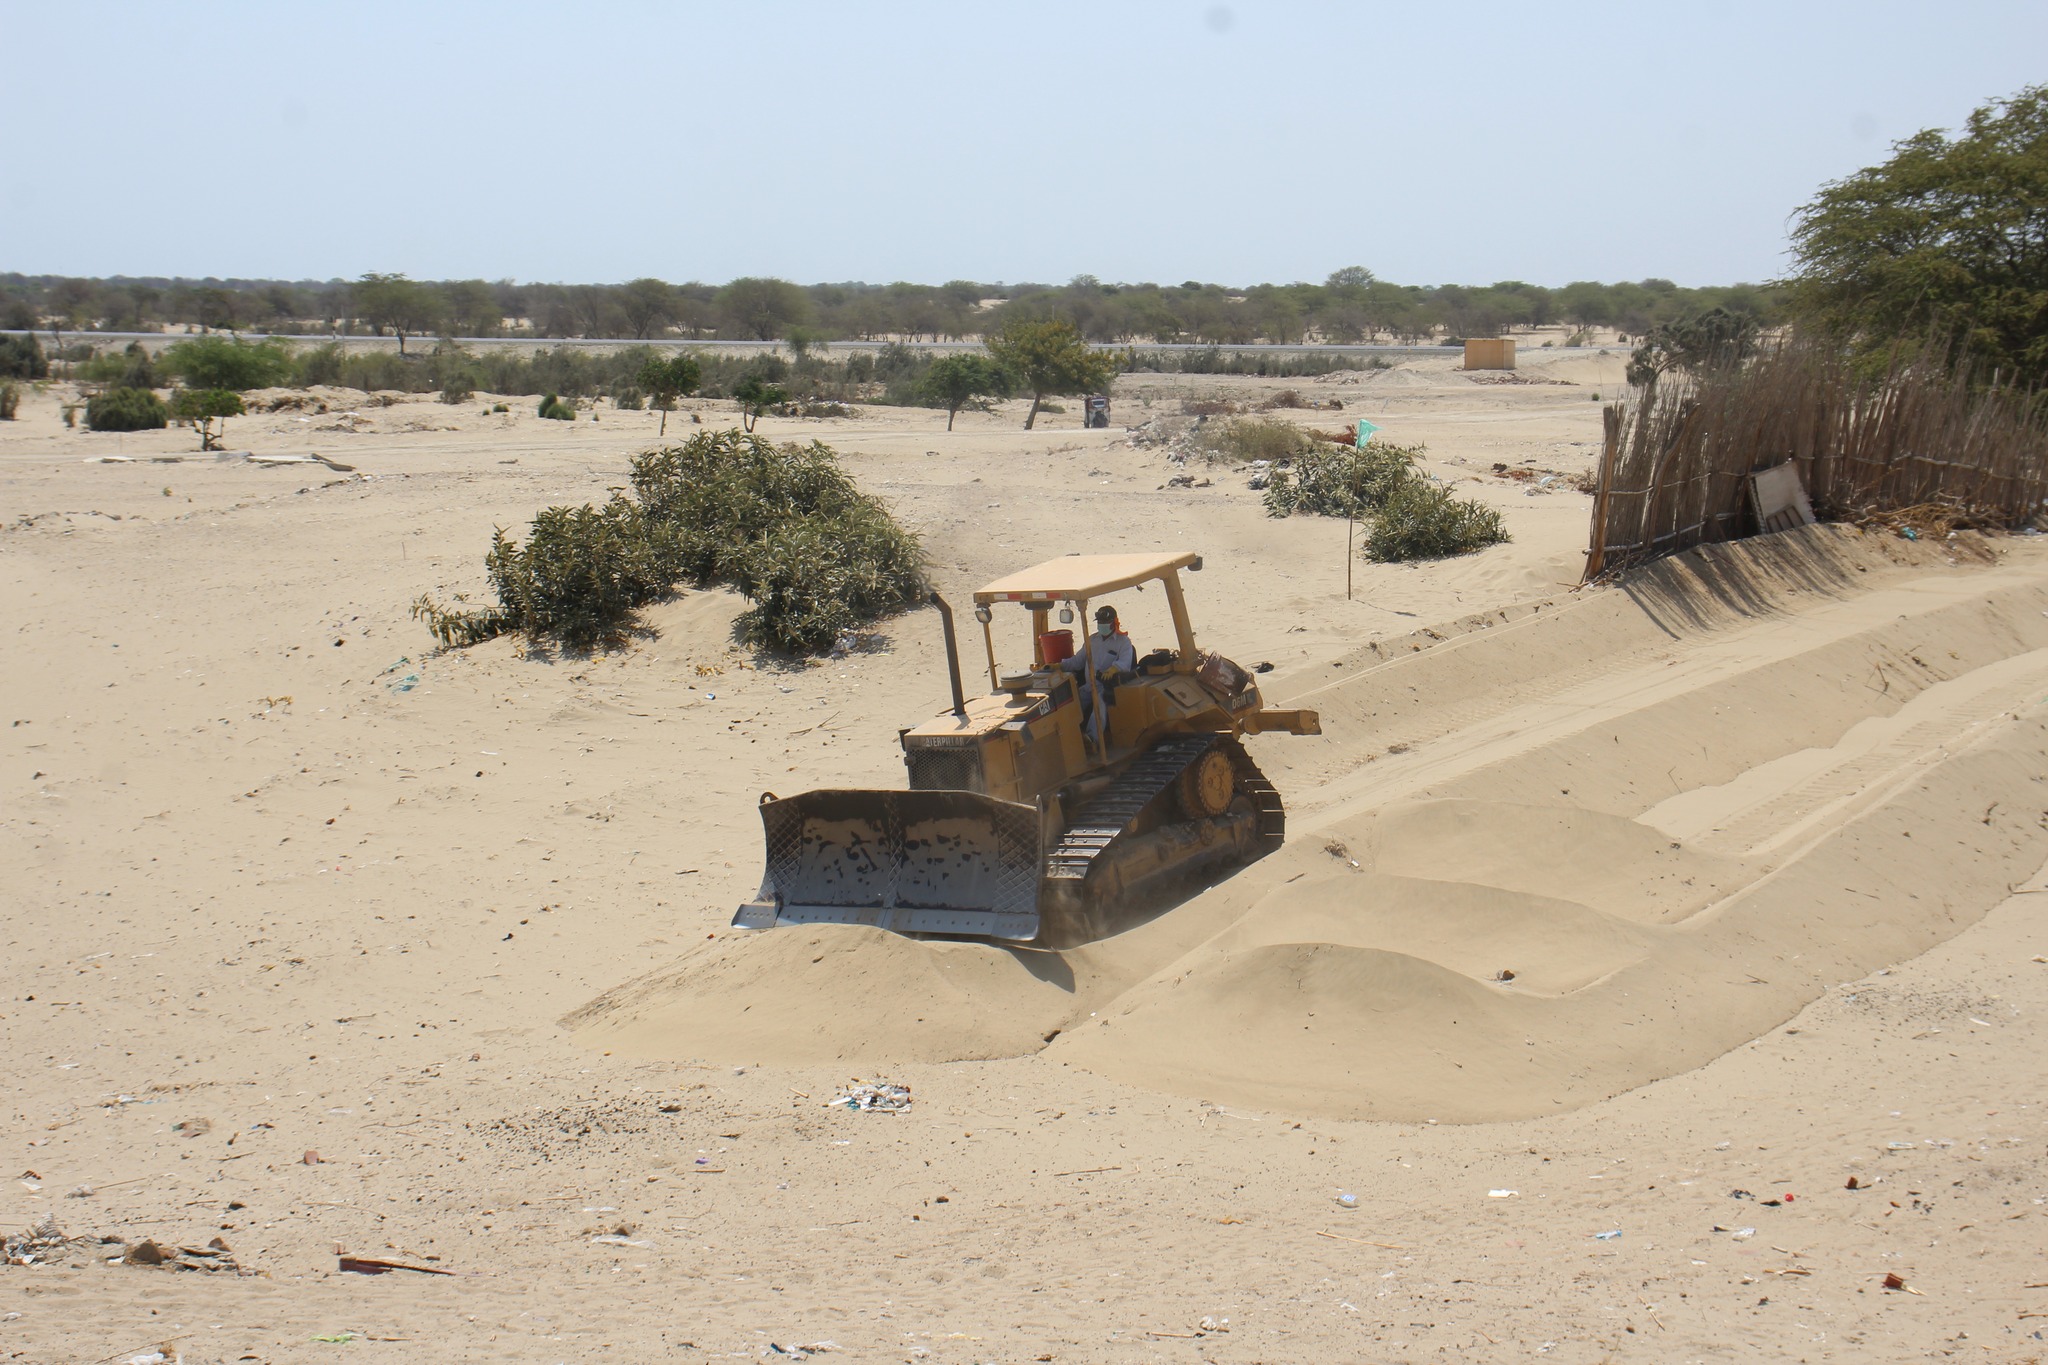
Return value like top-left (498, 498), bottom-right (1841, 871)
top-left (416, 428), bottom-right (925, 656)
top-left (1364, 479), bottom-right (1509, 561)
top-left (86, 386), bottom-right (168, 432)
top-left (1262, 441), bottom-right (1426, 518)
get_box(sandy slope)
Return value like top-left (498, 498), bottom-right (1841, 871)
top-left (6, 361), bottom-right (2048, 1363)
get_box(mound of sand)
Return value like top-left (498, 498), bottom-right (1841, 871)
top-left (579, 525), bottom-right (2048, 1123)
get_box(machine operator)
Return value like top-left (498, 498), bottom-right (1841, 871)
top-left (1061, 604), bottom-right (1136, 740)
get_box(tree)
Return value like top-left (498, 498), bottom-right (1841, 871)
top-left (637, 353), bottom-right (702, 437)
top-left (716, 277), bottom-right (810, 341)
top-left (617, 278), bottom-right (676, 339)
top-left (352, 273), bottom-right (443, 354)
top-left (442, 279), bottom-right (500, 336)
top-left (919, 352), bottom-right (1010, 430)
top-left (983, 318), bottom-right (1117, 429)
top-left (732, 374), bottom-right (787, 432)
top-left (171, 388), bottom-right (245, 451)
top-left (1625, 307), bottom-right (1761, 388)
top-left (1788, 84), bottom-right (2048, 384)
top-left (160, 336), bottom-right (293, 391)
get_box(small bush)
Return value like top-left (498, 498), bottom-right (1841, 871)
top-left (170, 388), bottom-right (245, 450)
top-left (539, 393), bottom-right (575, 420)
top-left (0, 382), bottom-right (17, 420)
top-left (0, 333), bottom-right (49, 380)
top-left (1364, 480), bottom-right (1509, 562)
top-left (491, 402), bottom-right (509, 414)
top-left (1191, 416), bottom-right (1317, 465)
top-left (440, 376), bottom-right (474, 404)
top-left (86, 386), bottom-right (169, 432)
top-left (633, 429), bottom-right (926, 652)
top-left (1262, 440), bottom-right (1425, 518)
top-left (613, 386), bottom-right (644, 410)
top-left (419, 429), bottom-right (926, 657)
top-left (1181, 398), bottom-right (1239, 416)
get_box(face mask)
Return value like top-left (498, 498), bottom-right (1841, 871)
top-left (1097, 622), bottom-right (1113, 637)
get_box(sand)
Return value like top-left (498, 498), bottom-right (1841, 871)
top-left (5, 356), bottom-right (2048, 1362)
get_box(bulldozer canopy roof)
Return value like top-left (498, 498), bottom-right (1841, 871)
top-left (972, 551), bottom-right (1200, 604)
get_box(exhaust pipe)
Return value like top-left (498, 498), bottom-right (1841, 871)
top-left (930, 591), bottom-right (967, 717)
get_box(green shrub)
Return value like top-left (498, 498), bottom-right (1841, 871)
top-left (0, 382), bottom-right (17, 420)
top-left (1191, 416), bottom-right (1317, 465)
top-left (86, 386), bottom-right (169, 432)
top-left (169, 388), bottom-right (244, 450)
top-left (1363, 479), bottom-right (1509, 561)
top-left (0, 333), bottom-right (49, 380)
top-left (160, 335), bottom-right (293, 390)
top-left (1262, 440), bottom-right (1425, 518)
top-left (613, 385), bottom-right (644, 410)
top-left (417, 429), bottom-right (926, 656)
top-left (539, 393), bottom-right (575, 420)
top-left (633, 429), bottom-right (925, 651)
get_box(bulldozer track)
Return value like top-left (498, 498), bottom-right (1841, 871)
top-left (1045, 736), bottom-right (1217, 883)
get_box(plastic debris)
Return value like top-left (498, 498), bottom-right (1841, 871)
top-left (1335, 1192), bottom-right (1359, 1210)
top-left (1593, 1229), bottom-right (1622, 1241)
top-left (828, 1081), bottom-right (910, 1112)
top-left (1488, 1189), bottom-right (1518, 1198)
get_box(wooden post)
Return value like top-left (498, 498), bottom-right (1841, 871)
top-left (1347, 515), bottom-right (1355, 600)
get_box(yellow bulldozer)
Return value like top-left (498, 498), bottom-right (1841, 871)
top-left (733, 551), bottom-right (1321, 948)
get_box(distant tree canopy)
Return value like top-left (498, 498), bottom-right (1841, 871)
top-left (352, 273), bottom-right (443, 354)
top-left (1, 269), bottom-right (1791, 348)
top-left (1788, 84), bottom-right (2048, 384)
top-left (985, 319), bottom-right (1116, 429)
top-left (717, 277), bottom-right (811, 342)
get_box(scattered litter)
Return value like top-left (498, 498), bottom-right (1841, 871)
top-left (1197, 1316), bottom-right (1230, 1333)
top-left (1488, 1189), bottom-right (1518, 1198)
top-left (766, 1344), bottom-right (841, 1360)
top-left (1593, 1229), bottom-right (1622, 1241)
top-left (1335, 1192), bottom-right (1359, 1210)
top-left (310, 1333), bottom-right (358, 1344)
top-left (240, 452), bottom-right (357, 472)
top-left (173, 1117), bottom-right (212, 1139)
top-left (1846, 1175), bottom-right (1867, 1190)
top-left (589, 1234), bottom-right (650, 1247)
top-left (828, 1081), bottom-right (910, 1112)
top-left (302, 1150), bottom-right (324, 1165)
top-left (338, 1254), bottom-right (453, 1276)
top-left (1882, 1271), bottom-right (1924, 1294)
top-left (1732, 1227), bottom-right (1757, 1240)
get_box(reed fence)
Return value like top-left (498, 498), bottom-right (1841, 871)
top-left (1583, 338), bottom-right (2048, 580)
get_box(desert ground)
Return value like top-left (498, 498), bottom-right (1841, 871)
top-left (4, 352), bottom-right (2047, 1364)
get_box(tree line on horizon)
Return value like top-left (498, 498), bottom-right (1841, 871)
top-left (0, 268), bottom-right (1786, 349)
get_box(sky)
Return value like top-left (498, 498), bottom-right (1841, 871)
top-left (3, 0), bottom-right (2042, 289)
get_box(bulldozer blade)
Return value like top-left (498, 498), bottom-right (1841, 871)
top-left (733, 789), bottom-right (1043, 941)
